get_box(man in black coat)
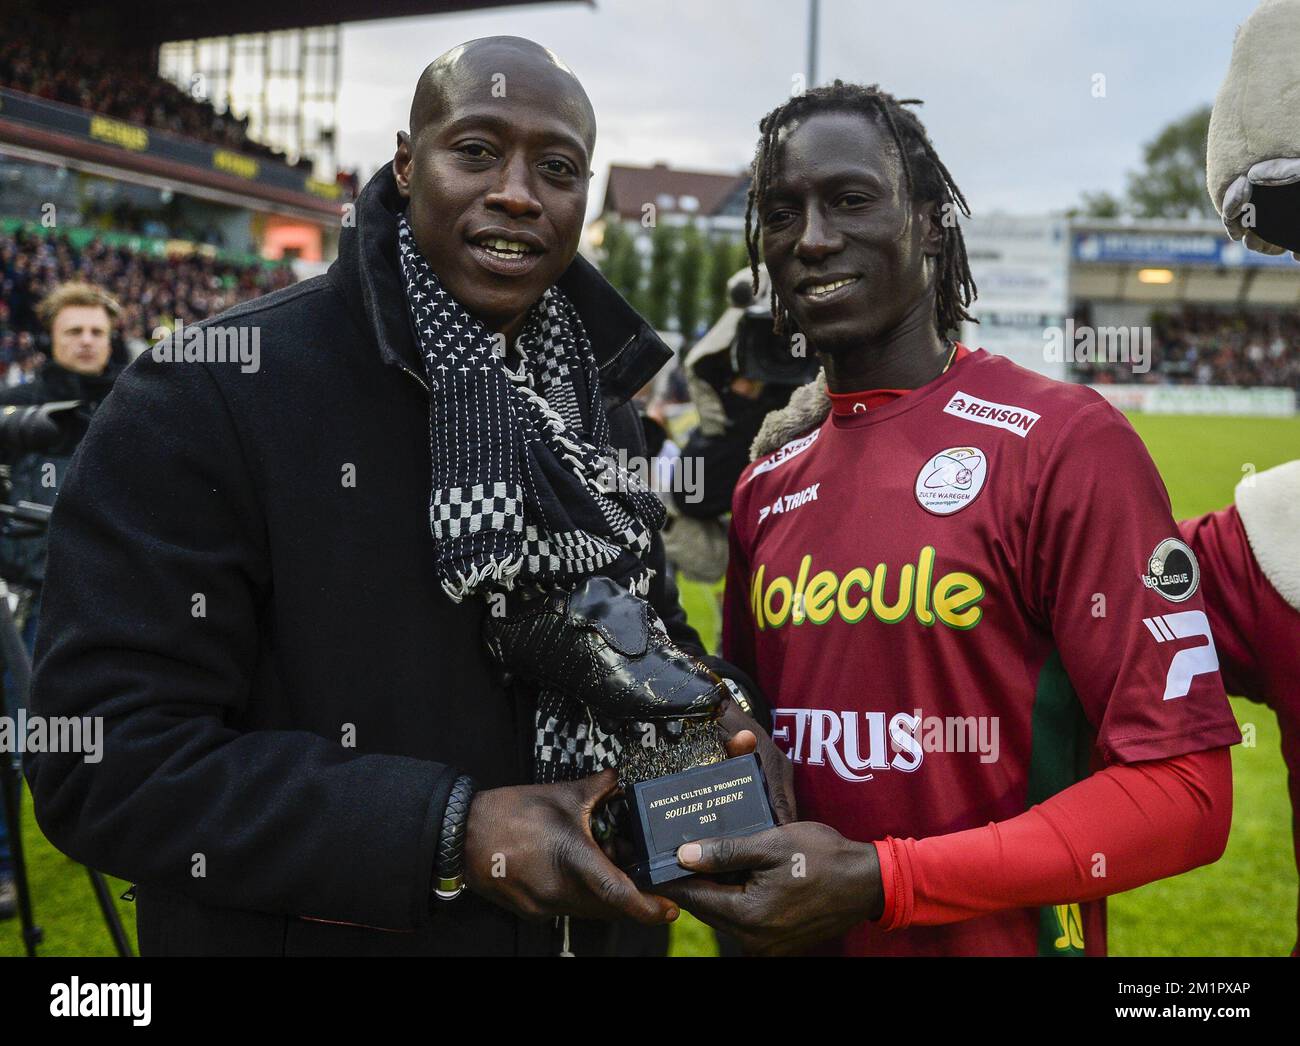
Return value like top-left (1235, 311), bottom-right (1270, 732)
top-left (24, 37), bottom-right (782, 956)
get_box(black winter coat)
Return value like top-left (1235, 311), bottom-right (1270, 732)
top-left (25, 166), bottom-right (748, 955)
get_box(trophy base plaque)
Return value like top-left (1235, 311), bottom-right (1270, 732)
top-left (623, 752), bottom-right (775, 887)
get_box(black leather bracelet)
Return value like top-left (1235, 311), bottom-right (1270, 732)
top-left (434, 773), bottom-right (476, 901)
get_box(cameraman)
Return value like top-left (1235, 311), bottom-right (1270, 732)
top-left (660, 266), bottom-right (817, 584)
top-left (0, 281), bottom-right (125, 622)
top-left (0, 281), bottom-right (123, 918)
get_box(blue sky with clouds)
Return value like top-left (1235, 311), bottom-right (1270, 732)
top-left (336, 0), bottom-right (1260, 220)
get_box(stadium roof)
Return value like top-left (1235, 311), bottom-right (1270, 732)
top-left (47, 1), bottom-right (590, 47)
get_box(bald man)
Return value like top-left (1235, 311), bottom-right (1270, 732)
top-left (25, 37), bottom-right (771, 957)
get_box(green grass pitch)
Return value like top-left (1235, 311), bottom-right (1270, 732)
top-left (3, 414), bottom-right (1298, 956)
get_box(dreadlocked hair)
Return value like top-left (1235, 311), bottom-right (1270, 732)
top-left (744, 81), bottom-right (977, 338)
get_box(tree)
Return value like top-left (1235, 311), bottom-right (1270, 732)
top-left (1076, 190), bottom-right (1123, 219)
top-left (705, 235), bottom-right (744, 325)
top-left (645, 222), bottom-right (677, 331)
top-left (675, 223), bottom-right (705, 341)
top-left (1072, 104), bottom-right (1216, 220)
top-left (598, 220), bottom-right (642, 309)
top-left (1126, 105), bottom-right (1216, 219)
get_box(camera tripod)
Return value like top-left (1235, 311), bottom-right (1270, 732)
top-left (0, 498), bottom-right (132, 956)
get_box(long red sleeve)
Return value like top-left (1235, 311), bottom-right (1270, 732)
top-left (874, 746), bottom-right (1233, 930)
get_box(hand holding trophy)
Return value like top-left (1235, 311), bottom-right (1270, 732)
top-left (485, 575), bottom-right (774, 885)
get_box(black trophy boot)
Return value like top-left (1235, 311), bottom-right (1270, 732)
top-left (483, 575), bottom-right (726, 731)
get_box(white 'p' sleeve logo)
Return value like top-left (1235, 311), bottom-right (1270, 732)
top-left (1143, 610), bottom-right (1220, 700)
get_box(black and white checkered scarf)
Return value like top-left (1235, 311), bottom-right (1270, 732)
top-left (398, 215), bottom-right (666, 780)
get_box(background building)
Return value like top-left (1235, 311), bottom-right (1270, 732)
top-left (963, 213), bottom-right (1299, 413)
top-left (589, 162), bottom-right (751, 347)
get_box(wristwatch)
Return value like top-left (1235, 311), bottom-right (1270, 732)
top-left (434, 773), bottom-right (476, 901)
top-left (722, 677), bottom-right (753, 717)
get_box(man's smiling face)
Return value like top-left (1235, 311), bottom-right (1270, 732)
top-left (394, 39), bottom-right (595, 342)
top-left (759, 109), bottom-right (939, 354)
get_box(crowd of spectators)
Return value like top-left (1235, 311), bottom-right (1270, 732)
top-left (1075, 305), bottom-right (1300, 389)
top-left (0, 228), bottom-right (296, 381)
top-left (0, 7), bottom-right (360, 190)
top-left (79, 200), bottom-right (231, 248)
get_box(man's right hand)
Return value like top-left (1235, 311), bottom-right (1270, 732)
top-left (463, 768), bottom-right (678, 926)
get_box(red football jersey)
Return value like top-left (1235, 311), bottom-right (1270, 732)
top-left (1180, 505), bottom-right (1300, 955)
top-left (723, 347), bottom-right (1242, 956)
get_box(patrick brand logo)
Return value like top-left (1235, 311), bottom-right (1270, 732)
top-left (50, 978), bottom-right (151, 1025)
top-left (943, 391), bottom-right (1040, 437)
top-left (1143, 609), bottom-right (1220, 701)
top-left (757, 482), bottom-right (820, 524)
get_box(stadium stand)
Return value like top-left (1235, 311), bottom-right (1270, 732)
top-left (1, 9), bottom-right (313, 172)
top-left (1074, 305), bottom-right (1300, 389)
top-left (0, 228), bottom-right (296, 376)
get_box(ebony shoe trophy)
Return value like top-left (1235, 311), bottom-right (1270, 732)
top-left (484, 575), bottom-right (775, 885)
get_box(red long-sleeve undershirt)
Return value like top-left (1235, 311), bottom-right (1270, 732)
top-left (873, 746), bottom-right (1233, 930)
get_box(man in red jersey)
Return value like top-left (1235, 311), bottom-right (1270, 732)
top-left (1182, 466), bottom-right (1300, 957)
top-left (661, 82), bottom-right (1240, 956)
